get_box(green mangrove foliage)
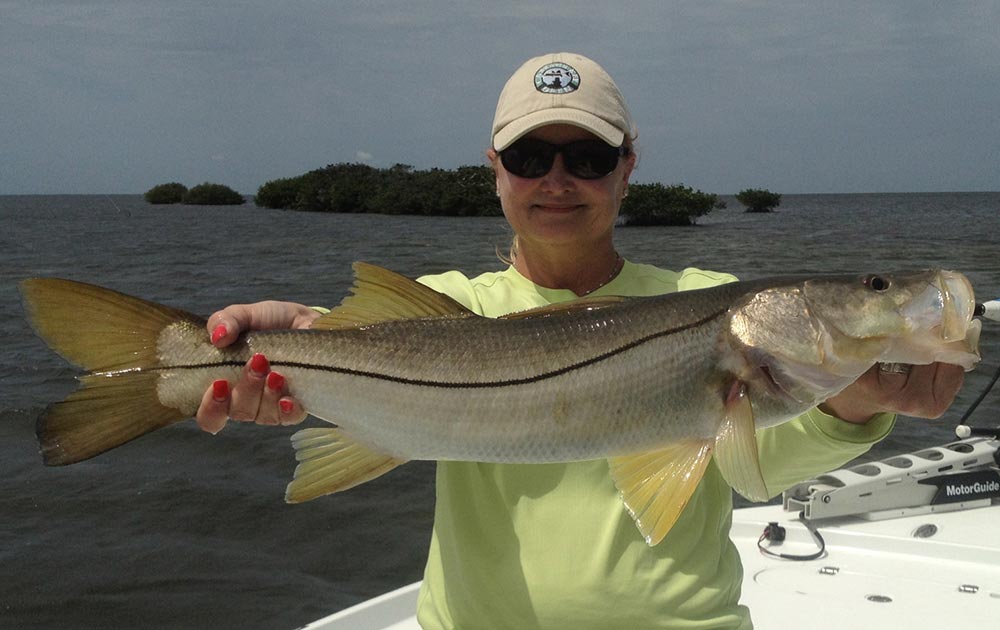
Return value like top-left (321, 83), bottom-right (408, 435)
top-left (619, 183), bottom-right (719, 226)
top-left (144, 181), bottom-right (245, 205)
top-left (735, 188), bottom-right (781, 213)
top-left (256, 163), bottom-right (721, 224)
top-left (183, 183), bottom-right (245, 205)
top-left (144, 182), bottom-right (188, 204)
top-left (255, 163), bottom-right (502, 216)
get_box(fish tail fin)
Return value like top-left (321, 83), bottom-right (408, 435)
top-left (19, 278), bottom-right (205, 465)
top-left (38, 373), bottom-right (187, 465)
top-left (285, 428), bottom-right (408, 503)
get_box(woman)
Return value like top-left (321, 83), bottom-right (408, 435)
top-left (197, 53), bottom-right (964, 628)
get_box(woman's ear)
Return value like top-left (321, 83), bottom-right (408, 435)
top-left (486, 148), bottom-right (501, 193)
top-left (620, 152), bottom-right (636, 189)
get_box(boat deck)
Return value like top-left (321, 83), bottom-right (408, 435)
top-left (302, 437), bottom-right (1000, 629)
top-left (735, 502), bottom-right (1000, 629)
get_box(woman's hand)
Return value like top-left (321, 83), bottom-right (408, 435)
top-left (820, 362), bottom-right (966, 424)
top-left (195, 301), bottom-right (322, 434)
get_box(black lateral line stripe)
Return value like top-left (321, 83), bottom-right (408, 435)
top-left (100, 309), bottom-right (725, 388)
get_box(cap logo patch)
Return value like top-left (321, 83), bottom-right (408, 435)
top-left (534, 62), bottom-right (580, 94)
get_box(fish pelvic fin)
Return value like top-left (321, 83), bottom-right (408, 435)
top-left (608, 440), bottom-right (714, 546)
top-left (311, 262), bottom-right (474, 330)
top-left (19, 278), bottom-right (204, 464)
top-left (285, 427), bottom-right (407, 503)
top-left (714, 383), bottom-right (770, 503)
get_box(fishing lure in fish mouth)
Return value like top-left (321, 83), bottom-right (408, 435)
top-left (19, 264), bottom-right (982, 545)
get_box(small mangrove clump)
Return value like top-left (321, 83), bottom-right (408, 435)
top-left (182, 182), bottom-right (245, 205)
top-left (619, 183), bottom-right (719, 226)
top-left (735, 188), bottom-right (781, 213)
top-left (144, 182), bottom-right (188, 204)
top-left (144, 182), bottom-right (245, 205)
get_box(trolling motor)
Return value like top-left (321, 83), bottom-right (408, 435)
top-left (956, 425), bottom-right (1000, 440)
top-left (782, 437), bottom-right (1000, 521)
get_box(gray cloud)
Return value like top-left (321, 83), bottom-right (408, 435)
top-left (1, 1), bottom-right (996, 194)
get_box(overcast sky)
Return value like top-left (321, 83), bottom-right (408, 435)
top-left (2, 1), bottom-right (997, 195)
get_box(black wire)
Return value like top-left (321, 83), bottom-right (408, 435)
top-left (959, 360), bottom-right (1000, 425)
top-left (756, 512), bottom-right (826, 561)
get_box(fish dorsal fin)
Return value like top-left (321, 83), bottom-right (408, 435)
top-left (500, 295), bottom-right (627, 320)
top-left (285, 427), bottom-right (408, 503)
top-left (714, 385), bottom-right (769, 502)
top-left (312, 262), bottom-right (474, 330)
top-left (608, 440), bottom-right (714, 545)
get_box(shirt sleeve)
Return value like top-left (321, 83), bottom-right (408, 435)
top-left (757, 407), bottom-right (896, 496)
top-left (417, 270), bottom-right (485, 314)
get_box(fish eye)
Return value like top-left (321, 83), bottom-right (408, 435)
top-left (864, 275), bottom-right (891, 292)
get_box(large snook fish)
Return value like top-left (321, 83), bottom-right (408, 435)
top-left (20, 264), bottom-right (981, 545)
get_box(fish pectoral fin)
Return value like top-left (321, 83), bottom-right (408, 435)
top-left (608, 440), bottom-right (713, 546)
top-left (714, 386), bottom-right (770, 503)
top-left (311, 262), bottom-right (474, 330)
top-left (285, 427), bottom-right (408, 503)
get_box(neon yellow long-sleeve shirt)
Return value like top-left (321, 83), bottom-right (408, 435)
top-left (415, 261), bottom-right (894, 630)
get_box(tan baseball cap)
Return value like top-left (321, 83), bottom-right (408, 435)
top-left (491, 52), bottom-right (635, 151)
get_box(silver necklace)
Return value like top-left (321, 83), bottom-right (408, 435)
top-left (581, 253), bottom-right (624, 295)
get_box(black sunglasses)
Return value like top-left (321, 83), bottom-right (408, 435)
top-left (498, 137), bottom-right (628, 180)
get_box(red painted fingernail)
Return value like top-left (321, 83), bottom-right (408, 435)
top-left (250, 353), bottom-right (269, 376)
top-left (279, 399), bottom-right (294, 415)
top-left (212, 380), bottom-right (229, 402)
top-left (211, 324), bottom-right (227, 344)
top-left (266, 371), bottom-right (285, 391)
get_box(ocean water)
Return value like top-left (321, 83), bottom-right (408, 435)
top-left (2, 192), bottom-right (999, 629)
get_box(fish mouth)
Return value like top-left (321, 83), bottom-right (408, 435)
top-left (892, 270), bottom-right (981, 370)
top-left (902, 271), bottom-right (976, 342)
top-left (939, 271), bottom-right (976, 341)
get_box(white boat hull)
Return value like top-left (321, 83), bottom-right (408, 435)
top-left (299, 437), bottom-right (1000, 629)
top-left (734, 502), bottom-right (1000, 629)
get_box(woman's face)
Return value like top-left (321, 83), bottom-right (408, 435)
top-left (491, 124), bottom-right (635, 253)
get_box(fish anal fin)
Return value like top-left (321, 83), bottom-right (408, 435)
top-left (311, 262), bottom-right (474, 330)
top-left (714, 383), bottom-right (769, 502)
top-left (608, 440), bottom-right (713, 546)
top-left (500, 295), bottom-right (627, 320)
top-left (285, 427), bottom-right (408, 503)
